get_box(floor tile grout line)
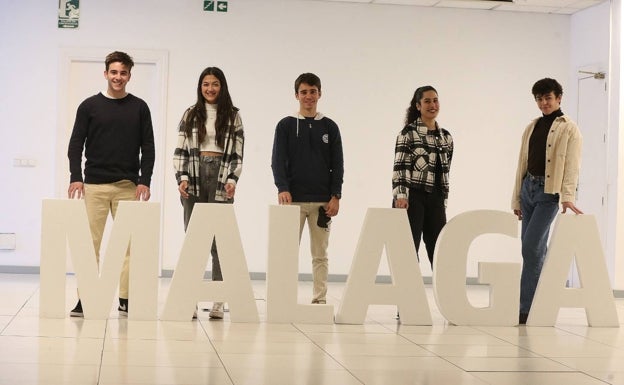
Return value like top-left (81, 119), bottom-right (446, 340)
top-left (95, 318), bottom-right (109, 385)
top-left (393, 325), bottom-right (502, 382)
top-left (292, 322), bottom-right (367, 385)
top-left (198, 319), bottom-right (236, 385)
top-left (554, 324), bottom-right (624, 350)
top-left (472, 324), bottom-right (610, 379)
top-left (0, 284), bottom-right (40, 336)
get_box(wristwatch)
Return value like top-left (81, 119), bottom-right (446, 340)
top-left (332, 193), bottom-right (341, 199)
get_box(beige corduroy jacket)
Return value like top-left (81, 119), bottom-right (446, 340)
top-left (511, 114), bottom-right (582, 211)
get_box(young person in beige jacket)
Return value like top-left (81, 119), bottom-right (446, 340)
top-left (511, 78), bottom-right (583, 325)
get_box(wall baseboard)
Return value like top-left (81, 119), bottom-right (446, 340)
top-left (3, 266), bottom-right (622, 298)
top-left (0, 266), bottom-right (40, 274)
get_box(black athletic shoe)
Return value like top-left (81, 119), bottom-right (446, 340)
top-left (118, 298), bottom-right (128, 317)
top-left (70, 300), bottom-right (83, 317)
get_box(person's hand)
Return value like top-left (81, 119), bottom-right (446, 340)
top-left (513, 209), bottom-right (523, 220)
top-left (562, 201), bottom-right (583, 215)
top-left (179, 180), bottom-right (189, 199)
top-left (325, 197), bottom-right (340, 217)
top-left (136, 184), bottom-right (151, 201)
top-left (68, 182), bottom-right (84, 199)
top-left (225, 183), bottom-right (236, 199)
top-left (395, 198), bottom-right (408, 209)
top-left (278, 191), bottom-right (292, 205)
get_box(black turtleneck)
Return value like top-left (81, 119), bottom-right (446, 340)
top-left (527, 109), bottom-right (564, 177)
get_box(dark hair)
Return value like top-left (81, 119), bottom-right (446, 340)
top-left (532, 78), bottom-right (563, 98)
top-left (405, 85), bottom-right (438, 125)
top-left (294, 73), bottom-right (321, 93)
top-left (184, 67), bottom-right (238, 147)
top-left (105, 51), bottom-right (134, 71)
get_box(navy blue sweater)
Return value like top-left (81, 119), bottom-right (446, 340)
top-left (68, 93), bottom-right (155, 187)
top-left (271, 113), bottom-right (344, 202)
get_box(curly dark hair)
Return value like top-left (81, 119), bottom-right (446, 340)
top-left (532, 78), bottom-right (563, 98)
top-left (405, 85), bottom-right (438, 125)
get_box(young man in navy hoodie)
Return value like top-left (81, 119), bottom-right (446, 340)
top-left (271, 73), bottom-right (344, 304)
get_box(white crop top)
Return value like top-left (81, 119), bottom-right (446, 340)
top-left (200, 103), bottom-right (224, 153)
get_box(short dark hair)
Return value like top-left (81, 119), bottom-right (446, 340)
top-left (294, 73), bottom-right (321, 93)
top-left (532, 78), bottom-right (563, 98)
top-left (105, 51), bottom-right (134, 71)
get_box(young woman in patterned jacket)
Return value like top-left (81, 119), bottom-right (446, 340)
top-left (173, 67), bottom-right (244, 320)
top-left (392, 86), bottom-right (453, 268)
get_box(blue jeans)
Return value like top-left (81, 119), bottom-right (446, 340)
top-left (519, 173), bottom-right (559, 314)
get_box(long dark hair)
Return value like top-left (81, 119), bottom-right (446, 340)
top-left (404, 85), bottom-right (438, 125)
top-left (184, 67), bottom-right (238, 147)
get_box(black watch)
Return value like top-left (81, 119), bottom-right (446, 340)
top-left (332, 193), bottom-right (341, 200)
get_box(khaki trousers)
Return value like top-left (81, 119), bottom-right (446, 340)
top-left (294, 202), bottom-right (331, 303)
top-left (84, 180), bottom-right (136, 299)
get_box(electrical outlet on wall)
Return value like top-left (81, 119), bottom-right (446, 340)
top-left (12, 158), bottom-right (37, 167)
top-left (0, 233), bottom-right (16, 250)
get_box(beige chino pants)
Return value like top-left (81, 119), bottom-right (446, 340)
top-left (294, 202), bottom-right (331, 303)
top-left (84, 180), bottom-right (136, 299)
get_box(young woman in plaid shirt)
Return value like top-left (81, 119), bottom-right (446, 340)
top-left (392, 86), bottom-right (453, 268)
top-left (173, 67), bottom-right (244, 320)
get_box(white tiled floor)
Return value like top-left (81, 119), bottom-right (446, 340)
top-left (0, 273), bottom-right (623, 385)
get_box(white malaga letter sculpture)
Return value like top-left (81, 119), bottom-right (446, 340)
top-left (40, 200), bottom-right (159, 320)
top-left (433, 210), bottom-right (521, 326)
top-left (266, 205), bottom-right (334, 323)
top-left (335, 208), bottom-right (432, 325)
top-left (161, 203), bottom-right (259, 322)
top-left (528, 214), bottom-right (618, 327)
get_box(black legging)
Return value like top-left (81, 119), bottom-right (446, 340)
top-left (404, 188), bottom-right (446, 268)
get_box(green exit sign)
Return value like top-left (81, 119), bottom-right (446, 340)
top-left (204, 0), bottom-right (228, 12)
top-left (217, 1), bottom-right (228, 12)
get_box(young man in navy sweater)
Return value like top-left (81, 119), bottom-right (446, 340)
top-left (67, 51), bottom-right (155, 317)
top-left (271, 73), bottom-right (344, 305)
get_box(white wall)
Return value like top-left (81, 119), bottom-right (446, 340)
top-left (0, 0), bottom-right (610, 280)
top-left (613, 0), bottom-right (624, 291)
top-left (570, 1), bottom-right (624, 291)
top-left (569, 1), bottom-right (616, 285)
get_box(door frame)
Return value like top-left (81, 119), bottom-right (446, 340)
top-left (568, 64), bottom-right (610, 287)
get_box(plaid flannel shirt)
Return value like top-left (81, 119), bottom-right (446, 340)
top-left (392, 118), bottom-right (453, 200)
top-left (173, 107), bottom-right (244, 201)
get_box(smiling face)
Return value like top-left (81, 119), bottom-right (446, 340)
top-left (201, 74), bottom-right (221, 104)
top-left (104, 62), bottom-right (131, 98)
top-left (416, 90), bottom-right (439, 121)
top-left (534, 91), bottom-right (562, 116)
top-left (296, 82), bottom-right (321, 117)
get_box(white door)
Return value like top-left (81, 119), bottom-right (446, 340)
top-left (55, 48), bottom-right (168, 273)
top-left (568, 69), bottom-right (608, 287)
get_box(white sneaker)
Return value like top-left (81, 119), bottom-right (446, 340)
top-left (209, 302), bottom-right (224, 319)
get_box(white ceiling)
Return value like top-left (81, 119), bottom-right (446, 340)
top-left (302, 0), bottom-right (606, 15)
